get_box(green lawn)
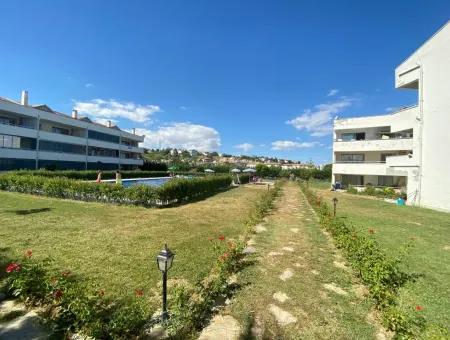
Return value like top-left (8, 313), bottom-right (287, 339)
top-left (311, 182), bottom-right (450, 333)
top-left (0, 186), bottom-right (265, 299)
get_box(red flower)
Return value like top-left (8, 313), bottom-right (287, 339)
top-left (135, 289), bottom-right (144, 297)
top-left (219, 252), bottom-right (230, 262)
top-left (61, 270), bottom-right (71, 277)
top-left (98, 289), bottom-right (105, 297)
top-left (415, 305), bottom-right (424, 311)
top-left (25, 249), bottom-right (33, 258)
top-left (218, 235), bottom-right (225, 241)
top-left (6, 263), bottom-right (21, 273)
top-left (368, 228), bottom-right (375, 234)
top-left (53, 289), bottom-right (63, 299)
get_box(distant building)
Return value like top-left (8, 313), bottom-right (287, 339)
top-left (332, 22), bottom-right (450, 212)
top-left (0, 91), bottom-right (144, 170)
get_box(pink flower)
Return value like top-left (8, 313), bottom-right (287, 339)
top-left (6, 263), bottom-right (21, 273)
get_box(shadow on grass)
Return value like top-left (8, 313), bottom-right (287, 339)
top-left (6, 208), bottom-right (52, 215)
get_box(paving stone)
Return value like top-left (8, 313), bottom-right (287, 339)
top-left (323, 283), bottom-right (348, 296)
top-left (279, 269), bottom-right (294, 281)
top-left (198, 315), bottom-right (241, 340)
top-left (268, 304), bottom-right (297, 326)
top-left (243, 246), bottom-right (257, 254)
top-left (273, 292), bottom-right (289, 303)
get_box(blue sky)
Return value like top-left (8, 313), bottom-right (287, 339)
top-left (0, 1), bottom-right (448, 163)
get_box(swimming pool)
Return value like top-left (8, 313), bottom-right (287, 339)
top-left (101, 177), bottom-right (173, 187)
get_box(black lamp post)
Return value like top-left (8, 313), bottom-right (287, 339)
top-left (156, 244), bottom-right (175, 322)
top-left (332, 197), bottom-right (338, 217)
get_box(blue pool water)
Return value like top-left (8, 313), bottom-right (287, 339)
top-left (121, 177), bottom-right (172, 188)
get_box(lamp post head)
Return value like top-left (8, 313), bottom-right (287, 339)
top-left (156, 244), bottom-right (175, 273)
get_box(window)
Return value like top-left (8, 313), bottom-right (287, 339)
top-left (378, 176), bottom-right (394, 187)
top-left (0, 116), bottom-right (15, 125)
top-left (0, 158), bottom-right (36, 170)
top-left (340, 154), bottom-right (365, 162)
top-left (39, 140), bottom-right (86, 154)
top-left (88, 130), bottom-right (120, 144)
top-left (0, 134), bottom-right (36, 150)
top-left (88, 146), bottom-right (119, 158)
top-left (341, 175), bottom-right (364, 186)
top-left (52, 126), bottom-right (70, 135)
top-left (341, 132), bottom-right (365, 141)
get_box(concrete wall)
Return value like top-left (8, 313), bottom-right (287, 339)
top-left (395, 21), bottom-right (450, 211)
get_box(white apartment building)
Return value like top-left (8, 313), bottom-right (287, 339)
top-left (0, 91), bottom-right (144, 171)
top-left (332, 21), bottom-right (450, 212)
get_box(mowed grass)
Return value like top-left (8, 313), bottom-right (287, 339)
top-left (0, 185), bottom-right (265, 298)
top-left (311, 181), bottom-right (450, 332)
top-left (231, 183), bottom-right (377, 339)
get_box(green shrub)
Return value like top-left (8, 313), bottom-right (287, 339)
top-left (0, 174), bottom-right (233, 207)
top-left (4, 255), bottom-right (152, 339)
top-left (299, 183), bottom-right (429, 338)
top-left (347, 185), bottom-right (358, 194)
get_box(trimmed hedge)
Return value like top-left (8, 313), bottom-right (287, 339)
top-left (10, 170), bottom-right (171, 180)
top-left (0, 174), bottom-right (233, 207)
top-left (299, 183), bottom-right (449, 339)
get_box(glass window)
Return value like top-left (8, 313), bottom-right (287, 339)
top-left (340, 154), bottom-right (364, 162)
top-left (378, 176), bottom-right (394, 187)
top-left (39, 140), bottom-right (86, 154)
top-left (52, 126), bottom-right (71, 135)
top-left (88, 130), bottom-right (120, 144)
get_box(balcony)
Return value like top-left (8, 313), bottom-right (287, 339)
top-left (333, 137), bottom-right (413, 152)
top-left (0, 121), bottom-right (38, 139)
top-left (386, 154), bottom-right (418, 168)
top-left (39, 130), bottom-right (87, 146)
top-left (333, 162), bottom-right (389, 176)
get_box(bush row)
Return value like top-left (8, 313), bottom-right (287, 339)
top-left (299, 183), bottom-right (448, 339)
top-left (9, 169), bottom-right (183, 180)
top-left (0, 173), bottom-right (233, 207)
top-left (347, 185), bottom-right (407, 200)
top-left (4, 255), bottom-right (151, 339)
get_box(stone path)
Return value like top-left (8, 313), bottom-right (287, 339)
top-left (0, 299), bottom-right (48, 339)
top-left (199, 182), bottom-right (382, 339)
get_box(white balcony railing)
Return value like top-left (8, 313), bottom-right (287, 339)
top-left (333, 138), bottom-right (413, 152)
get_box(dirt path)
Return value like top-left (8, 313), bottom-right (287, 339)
top-left (227, 182), bottom-right (381, 339)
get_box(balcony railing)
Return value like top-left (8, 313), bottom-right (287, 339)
top-left (335, 161), bottom-right (386, 164)
top-left (0, 121), bottom-right (35, 129)
top-left (334, 136), bottom-right (412, 142)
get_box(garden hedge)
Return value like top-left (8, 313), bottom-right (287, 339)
top-left (0, 173), bottom-right (234, 207)
top-left (9, 170), bottom-right (192, 180)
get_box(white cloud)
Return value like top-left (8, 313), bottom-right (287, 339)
top-left (135, 123), bottom-right (221, 152)
top-left (74, 99), bottom-right (161, 123)
top-left (93, 118), bottom-right (118, 126)
top-left (179, 106), bottom-right (187, 110)
top-left (327, 89), bottom-right (339, 96)
top-left (385, 106), bottom-right (400, 112)
top-left (85, 83), bottom-right (94, 88)
top-left (287, 98), bottom-right (353, 137)
top-left (234, 143), bottom-right (254, 152)
top-left (271, 140), bottom-right (318, 150)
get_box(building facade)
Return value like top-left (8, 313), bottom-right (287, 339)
top-left (0, 91), bottom-right (144, 171)
top-left (332, 21), bottom-right (450, 212)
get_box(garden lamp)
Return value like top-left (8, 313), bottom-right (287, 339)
top-left (156, 244), bottom-right (175, 322)
top-left (332, 197), bottom-right (338, 217)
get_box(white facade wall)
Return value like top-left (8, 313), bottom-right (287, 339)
top-left (395, 22), bottom-right (450, 212)
top-left (332, 21), bottom-right (450, 212)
